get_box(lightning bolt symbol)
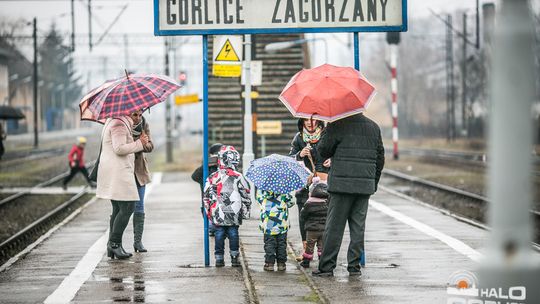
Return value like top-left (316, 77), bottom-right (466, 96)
top-left (225, 44), bottom-right (231, 58)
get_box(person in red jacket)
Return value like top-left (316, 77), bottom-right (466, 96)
top-left (62, 136), bottom-right (94, 190)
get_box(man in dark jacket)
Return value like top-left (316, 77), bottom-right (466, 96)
top-left (313, 113), bottom-right (385, 276)
top-left (191, 143), bottom-right (223, 236)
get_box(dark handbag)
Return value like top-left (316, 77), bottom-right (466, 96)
top-left (89, 143), bottom-right (102, 182)
top-left (89, 118), bottom-right (124, 182)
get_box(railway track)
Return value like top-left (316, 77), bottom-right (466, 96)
top-left (0, 189), bottom-right (92, 263)
top-left (1, 147), bottom-right (66, 163)
top-left (382, 168), bottom-right (540, 246)
top-left (393, 147), bottom-right (540, 176)
top-left (0, 160), bottom-right (96, 208)
top-left (0, 160), bottom-right (97, 265)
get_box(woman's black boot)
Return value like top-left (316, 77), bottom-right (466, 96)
top-left (108, 242), bottom-right (131, 259)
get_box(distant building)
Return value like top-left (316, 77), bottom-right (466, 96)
top-left (0, 38), bottom-right (34, 134)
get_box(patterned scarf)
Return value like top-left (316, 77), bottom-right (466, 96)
top-left (132, 117), bottom-right (145, 140)
top-left (302, 125), bottom-right (322, 144)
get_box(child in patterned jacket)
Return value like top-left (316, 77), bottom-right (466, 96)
top-left (204, 146), bottom-right (251, 267)
top-left (256, 190), bottom-right (295, 272)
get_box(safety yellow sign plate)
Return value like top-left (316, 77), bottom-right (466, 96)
top-left (256, 121), bottom-right (282, 135)
top-left (213, 35), bottom-right (243, 77)
top-left (212, 65), bottom-right (242, 77)
top-left (241, 91), bottom-right (259, 99)
top-left (175, 94), bottom-right (200, 105)
top-left (215, 39), bottom-right (241, 62)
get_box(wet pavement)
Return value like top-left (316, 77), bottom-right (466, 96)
top-left (1, 172), bottom-right (537, 303)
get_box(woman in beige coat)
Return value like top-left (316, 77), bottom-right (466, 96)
top-left (96, 114), bottom-right (149, 259)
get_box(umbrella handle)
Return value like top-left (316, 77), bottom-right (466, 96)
top-left (307, 153), bottom-right (317, 177)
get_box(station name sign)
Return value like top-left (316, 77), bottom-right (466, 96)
top-left (154, 0), bottom-right (407, 35)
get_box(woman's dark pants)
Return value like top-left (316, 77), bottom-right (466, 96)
top-left (296, 190), bottom-right (309, 242)
top-left (109, 200), bottom-right (136, 244)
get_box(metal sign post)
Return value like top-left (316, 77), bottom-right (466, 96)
top-left (154, 0), bottom-right (408, 268)
top-left (202, 34), bottom-right (210, 267)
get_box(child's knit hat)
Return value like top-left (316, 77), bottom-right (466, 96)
top-left (309, 177), bottom-right (328, 199)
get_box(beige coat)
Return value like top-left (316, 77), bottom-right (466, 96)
top-left (134, 122), bottom-right (154, 186)
top-left (96, 116), bottom-right (144, 201)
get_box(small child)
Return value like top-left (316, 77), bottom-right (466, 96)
top-left (256, 190), bottom-right (295, 271)
top-left (203, 146), bottom-right (251, 267)
top-left (299, 178), bottom-right (329, 268)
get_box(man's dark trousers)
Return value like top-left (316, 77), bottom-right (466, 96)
top-left (318, 192), bottom-right (370, 273)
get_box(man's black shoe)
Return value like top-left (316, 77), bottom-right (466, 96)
top-left (312, 269), bottom-right (333, 277)
top-left (348, 268), bottom-right (362, 276)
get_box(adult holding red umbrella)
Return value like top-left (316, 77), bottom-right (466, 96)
top-left (80, 72), bottom-right (180, 259)
top-left (288, 117), bottom-right (329, 261)
top-left (280, 64), bottom-right (384, 277)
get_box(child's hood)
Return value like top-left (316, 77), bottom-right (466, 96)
top-left (218, 145), bottom-right (240, 170)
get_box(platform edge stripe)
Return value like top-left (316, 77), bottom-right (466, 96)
top-left (44, 172), bottom-right (163, 303)
top-left (379, 186), bottom-right (540, 253)
top-left (369, 199), bottom-right (483, 262)
top-left (379, 185), bottom-right (490, 231)
top-left (44, 233), bottom-right (108, 304)
top-left (0, 197), bottom-right (99, 274)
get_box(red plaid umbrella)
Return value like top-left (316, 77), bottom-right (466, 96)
top-left (79, 73), bottom-right (181, 123)
top-left (279, 64), bottom-right (376, 122)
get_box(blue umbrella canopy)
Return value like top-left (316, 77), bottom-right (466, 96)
top-left (246, 154), bottom-right (310, 194)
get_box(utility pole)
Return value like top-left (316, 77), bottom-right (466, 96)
top-left (88, 0), bottom-right (92, 51)
top-left (387, 32), bottom-right (401, 160)
top-left (242, 34), bottom-right (254, 173)
top-left (101, 57), bottom-right (108, 80)
top-left (446, 14), bottom-right (456, 141)
top-left (32, 17), bottom-right (39, 149)
top-left (123, 34), bottom-right (129, 71)
top-left (70, 0), bottom-right (75, 52)
top-left (476, 0), bottom-right (480, 49)
top-left (164, 38), bottom-right (173, 163)
top-left (480, 1), bottom-right (540, 302)
top-left (462, 13), bottom-right (468, 136)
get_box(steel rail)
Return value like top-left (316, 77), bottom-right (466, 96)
top-left (0, 188), bottom-right (89, 257)
top-left (0, 160), bottom-right (96, 208)
top-left (382, 168), bottom-right (540, 220)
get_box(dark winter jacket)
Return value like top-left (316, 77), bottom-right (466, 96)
top-left (318, 114), bottom-right (385, 195)
top-left (300, 197), bottom-right (328, 232)
top-left (191, 163), bottom-right (219, 193)
top-left (289, 120), bottom-right (329, 175)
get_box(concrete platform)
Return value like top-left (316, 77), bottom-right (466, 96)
top-left (0, 172), bottom-right (537, 303)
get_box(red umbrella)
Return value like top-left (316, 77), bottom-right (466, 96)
top-left (79, 72), bottom-right (181, 123)
top-left (279, 64), bottom-right (376, 122)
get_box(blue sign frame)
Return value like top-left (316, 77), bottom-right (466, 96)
top-left (153, 0), bottom-right (408, 36)
top-left (156, 0), bottom-right (406, 268)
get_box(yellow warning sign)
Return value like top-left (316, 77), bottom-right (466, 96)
top-left (213, 64), bottom-right (242, 77)
top-left (175, 94), bottom-right (199, 105)
top-left (215, 39), bottom-right (241, 62)
top-left (257, 121), bottom-right (282, 135)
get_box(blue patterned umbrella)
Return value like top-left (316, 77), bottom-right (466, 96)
top-left (246, 154), bottom-right (310, 194)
